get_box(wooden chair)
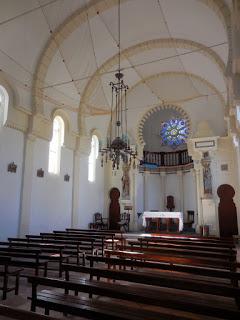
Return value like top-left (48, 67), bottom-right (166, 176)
top-left (92, 213), bottom-right (108, 230)
top-left (118, 213), bottom-right (130, 232)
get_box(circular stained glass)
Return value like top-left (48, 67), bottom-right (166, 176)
top-left (160, 118), bottom-right (189, 148)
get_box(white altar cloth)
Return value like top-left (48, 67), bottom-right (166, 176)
top-left (142, 211), bottom-right (184, 231)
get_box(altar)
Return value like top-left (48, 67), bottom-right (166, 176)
top-left (142, 211), bottom-right (184, 232)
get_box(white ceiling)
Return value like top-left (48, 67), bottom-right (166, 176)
top-left (0, 0), bottom-right (230, 135)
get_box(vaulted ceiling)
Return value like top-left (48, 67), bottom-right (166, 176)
top-left (0, 0), bottom-right (231, 136)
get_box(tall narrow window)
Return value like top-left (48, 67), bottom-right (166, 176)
top-left (0, 85), bottom-right (9, 127)
top-left (48, 116), bottom-right (64, 174)
top-left (88, 135), bottom-right (99, 182)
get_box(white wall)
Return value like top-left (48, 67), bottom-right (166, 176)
top-left (29, 138), bottom-right (73, 233)
top-left (145, 173), bottom-right (162, 210)
top-left (78, 155), bottom-right (105, 228)
top-left (183, 170), bottom-right (197, 221)
top-left (133, 169), bottom-right (197, 230)
top-left (0, 127), bottom-right (24, 240)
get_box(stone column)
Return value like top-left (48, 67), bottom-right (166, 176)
top-left (193, 161), bottom-right (203, 232)
top-left (71, 134), bottom-right (91, 228)
top-left (177, 171), bottom-right (184, 213)
top-left (71, 147), bottom-right (81, 227)
top-left (18, 133), bottom-right (36, 236)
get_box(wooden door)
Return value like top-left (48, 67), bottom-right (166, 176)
top-left (217, 184), bottom-right (238, 238)
top-left (109, 187), bottom-right (120, 230)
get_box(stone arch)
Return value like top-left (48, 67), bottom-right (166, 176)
top-left (80, 39), bottom-right (226, 116)
top-left (137, 104), bottom-right (191, 146)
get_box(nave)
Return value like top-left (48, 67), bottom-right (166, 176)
top-left (0, 0), bottom-right (240, 319)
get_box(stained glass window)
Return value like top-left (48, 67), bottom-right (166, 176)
top-left (160, 118), bottom-right (188, 148)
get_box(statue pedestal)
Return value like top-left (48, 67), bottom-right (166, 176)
top-left (201, 198), bottom-right (217, 236)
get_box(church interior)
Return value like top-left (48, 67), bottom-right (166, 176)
top-left (0, 0), bottom-right (240, 319)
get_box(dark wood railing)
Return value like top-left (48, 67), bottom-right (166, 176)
top-left (142, 149), bottom-right (193, 167)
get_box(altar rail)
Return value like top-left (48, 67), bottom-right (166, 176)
top-left (143, 149), bottom-right (193, 167)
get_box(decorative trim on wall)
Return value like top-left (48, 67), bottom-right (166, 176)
top-left (195, 140), bottom-right (216, 148)
top-left (37, 168), bottom-right (44, 178)
top-left (8, 162), bottom-right (17, 173)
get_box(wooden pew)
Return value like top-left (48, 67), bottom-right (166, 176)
top-left (9, 237), bottom-right (94, 264)
top-left (0, 256), bottom-right (22, 300)
top-left (138, 235), bottom-right (235, 248)
top-left (62, 263), bottom-right (240, 307)
top-left (0, 247), bottom-right (48, 276)
top-left (118, 244), bottom-right (236, 262)
top-left (104, 249), bottom-right (237, 271)
top-left (66, 228), bottom-right (123, 234)
top-left (39, 232), bottom-right (105, 255)
top-left (0, 304), bottom-right (57, 320)
top-left (25, 234), bottom-right (97, 256)
top-left (28, 275), bottom-right (240, 319)
top-left (1, 242), bottom-right (70, 277)
top-left (86, 255), bottom-right (240, 286)
top-left (55, 229), bottom-right (124, 250)
top-left (128, 239), bottom-right (236, 254)
top-left (53, 230), bottom-right (115, 252)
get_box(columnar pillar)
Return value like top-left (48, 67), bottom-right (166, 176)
top-left (177, 171), bottom-right (184, 213)
top-left (71, 134), bottom-right (91, 228)
top-left (71, 147), bottom-right (81, 227)
top-left (18, 134), bottom-right (35, 236)
top-left (193, 161), bottom-right (203, 232)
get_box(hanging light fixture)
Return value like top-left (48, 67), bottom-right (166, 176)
top-left (100, 0), bottom-right (137, 170)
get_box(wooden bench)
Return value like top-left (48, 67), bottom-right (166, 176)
top-left (66, 228), bottom-right (123, 234)
top-left (3, 241), bottom-right (71, 277)
top-left (138, 235), bottom-right (235, 248)
top-left (28, 275), bottom-right (240, 319)
top-left (0, 256), bottom-right (23, 300)
top-left (62, 263), bottom-right (240, 307)
top-left (105, 249), bottom-right (237, 271)
top-left (118, 244), bottom-right (236, 262)
top-left (0, 304), bottom-right (57, 320)
top-left (0, 247), bottom-right (48, 276)
top-left (128, 239), bottom-right (236, 254)
top-left (52, 231), bottom-right (111, 254)
top-left (34, 233), bottom-right (100, 253)
top-left (86, 254), bottom-right (240, 286)
top-left (9, 237), bottom-right (93, 265)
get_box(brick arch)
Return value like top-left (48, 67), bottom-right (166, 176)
top-left (137, 104), bottom-right (191, 146)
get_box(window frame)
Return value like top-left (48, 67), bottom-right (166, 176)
top-left (88, 134), bottom-right (99, 182)
top-left (48, 115), bottom-right (65, 175)
top-left (0, 85), bottom-right (9, 127)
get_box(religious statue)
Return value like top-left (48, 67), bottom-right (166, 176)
top-left (201, 153), bottom-right (212, 196)
top-left (122, 163), bottom-right (130, 200)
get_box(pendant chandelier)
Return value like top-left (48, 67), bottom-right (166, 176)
top-left (100, 0), bottom-right (137, 170)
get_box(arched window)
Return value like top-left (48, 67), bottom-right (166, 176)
top-left (48, 116), bottom-right (64, 174)
top-left (88, 135), bottom-right (99, 182)
top-left (0, 85), bottom-right (9, 127)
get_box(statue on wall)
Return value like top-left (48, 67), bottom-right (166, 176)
top-left (122, 162), bottom-right (130, 200)
top-left (201, 152), bottom-right (212, 196)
